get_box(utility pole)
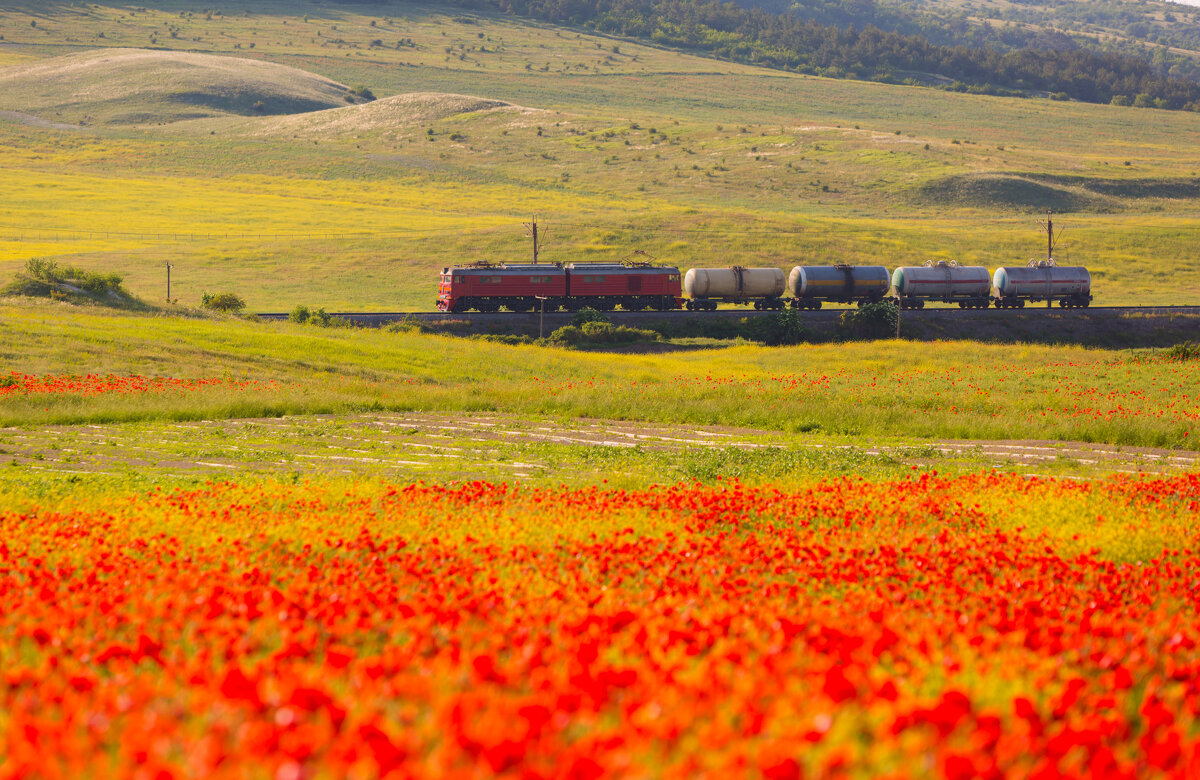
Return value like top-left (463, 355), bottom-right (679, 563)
top-left (165, 262), bottom-right (172, 302)
top-left (1036, 211), bottom-right (1064, 309)
top-left (523, 216), bottom-right (541, 264)
top-left (535, 295), bottom-right (547, 339)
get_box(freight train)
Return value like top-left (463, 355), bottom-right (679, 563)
top-left (436, 259), bottom-right (1092, 312)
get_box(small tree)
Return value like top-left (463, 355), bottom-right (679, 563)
top-left (201, 291), bottom-right (246, 313)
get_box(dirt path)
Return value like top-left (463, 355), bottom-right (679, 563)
top-left (0, 413), bottom-right (1194, 480)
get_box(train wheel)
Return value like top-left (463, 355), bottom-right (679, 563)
top-left (753, 300), bottom-right (762, 311)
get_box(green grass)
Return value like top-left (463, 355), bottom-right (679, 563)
top-left (1, 302), bottom-right (1196, 450)
top-left (0, 1), bottom-right (1198, 309)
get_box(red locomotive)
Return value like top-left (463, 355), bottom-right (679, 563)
top-left (437, 262), bottom-right (682, 312)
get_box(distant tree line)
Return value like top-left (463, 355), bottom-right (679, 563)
top-left (434, 0), bottom-right (1200, 110)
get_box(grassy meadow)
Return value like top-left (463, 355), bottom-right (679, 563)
top-left (0, 2), bottom-right (1198, 309)
top-left (2, 301), bottom-right (1196, 449)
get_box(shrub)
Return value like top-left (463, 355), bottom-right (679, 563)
top-left (24, 257), bottom-right (59, 281)
top-left (571, 308), bottom-right (610, 327)
top-left (746, 307), bottom-right (808, 346)
top-left (1163, 341), bottom-right (1200, 361)
top-left (289, 304), bottom-right (310, 324)
top-left (2, 258), bottom-right (134, 305)
top-left (201, 292), bottom-right (246, 313)
top-left (839, 301), bottom-right (898, 339)
top-left (547, 322), bottom-right (659, 347)
top-left (348, 84), bottom-right (376, 101)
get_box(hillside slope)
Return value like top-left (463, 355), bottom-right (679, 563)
top-left (0, 4), bottom-right (1196, 309)
top-left (235, 92), bottom-right (537, 139)
top-left (0, 48), bottom-right (369, 125)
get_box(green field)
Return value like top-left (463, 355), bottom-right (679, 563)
top-left (3, 301), bottom-right (1197, 447)
top-left (0, 1), bottom-right (1199, 310)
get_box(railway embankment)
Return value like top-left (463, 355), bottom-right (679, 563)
top-left (257, 307), bottom-right (1200, 348)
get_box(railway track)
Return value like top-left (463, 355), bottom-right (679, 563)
top-left (256, 305), bottom-right (1200, 326)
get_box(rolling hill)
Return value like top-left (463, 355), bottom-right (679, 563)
top-left (0, 2), bottom-right (1196, 310)
top-left (0, 48), bottom-right (370, 125)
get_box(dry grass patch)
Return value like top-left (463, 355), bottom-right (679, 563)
top-left (0, 48), bottom-right (369, 125)
top-left (240, 92), bottom-right (539, 139)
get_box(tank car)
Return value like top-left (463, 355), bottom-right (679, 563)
top-left (992, 262), bottom-right (1092, 309)
top-left (787, 265), bottom-right (890, 310)
top-left (683, 267), bottom-right (786, 311)
top-left (890, 261), bottom-right (991, 309)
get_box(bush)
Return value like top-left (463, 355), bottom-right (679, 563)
top-left (289, 304), bottom-right (310, 323)
top-left (1163, 341), bottom-right (1200, 361)
top-left (547, 321), bottom-right (660, 347)
top-left (547, 324), bottom-right (585, 346)
top-left (348, 84), bottom-right (376, 101)
top-left (201, 291), bottom-right (246, 313)
top-left (571, 308), bottom-right (610, 327)
top-left (746, 307), bottom-right (808, 346)
top-left (839, 301), bottom-right (898, 339)
top-left (2, 257), bottom-right (135, 306)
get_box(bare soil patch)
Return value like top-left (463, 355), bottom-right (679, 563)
top-left (0, 413), bottom-right (1194, 482)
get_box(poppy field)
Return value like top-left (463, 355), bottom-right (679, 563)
top-left (0, 373), bottom-right (278, 398)
top-left (3, 471), bottom-right (1200, 778)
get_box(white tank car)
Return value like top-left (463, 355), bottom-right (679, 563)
top-left (993, 264), bottom-right (1092, 308)
top-left (890, 262), bottom-right (991, 309)
top-left (683, 267), bottom-right (786, 311)
top-left (787, 265), bottom-right (890, 310)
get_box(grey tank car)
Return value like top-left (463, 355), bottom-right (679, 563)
top-left (787, 265), bottom-right (890, 310)
top-left (992, 262), bottom-right (1092, 308)
top-left (890, 261), bottom-right (992, 309)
